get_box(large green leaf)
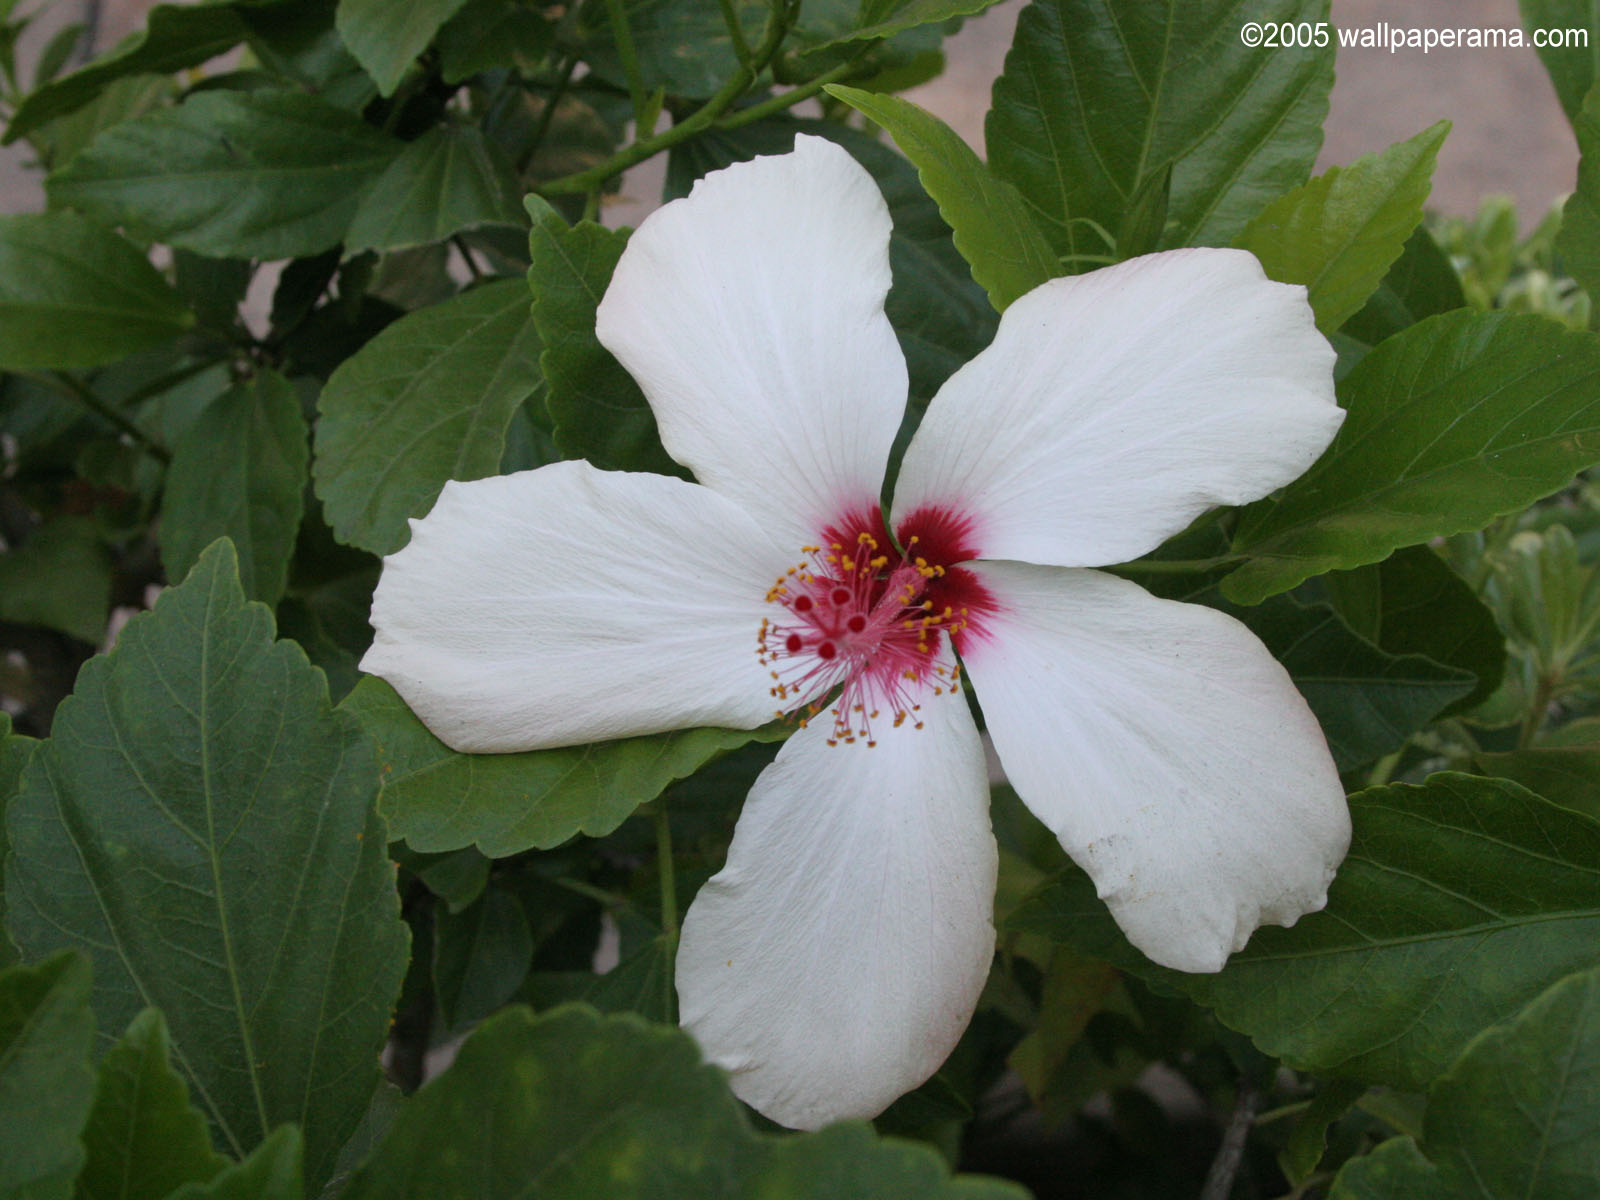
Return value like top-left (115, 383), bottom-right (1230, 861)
top-left (165, 1127), bottom-right (302, 1200)
top-left (825, 86), bottom-right (1056, 312)
top-left (1340, 225), bottom-right (1466, 352)
top-left (985, 0), bottom-right (1333, 262)
top-left (436, 0), bottom-right (553, 83)
top-left (1011, 773), bottom-right (1600, 1092)
top-left (1519, 0), bottom-right (1600, 123)
top-left (341, 676), bottom-right (784, 857)
top-left (314, 278), bottom-right (546, 556)
top-left (432, 885), bottom-right (533, 1030)
top-left (1237, 122), bottom-right (1448, 335)
top-left (162, 370), bottom-right (308, 605)
top-left (582, 0), bottom-right (761, 100)
top-left (1319, 545), bottom-right (1506, 715)
top-left (1476, 745), bottom-right (1600, 819)
top-left (0, 952), bottom-right (96, 1200)
top-left (0, 212), bottom-right (193, 370)
top-left (336, 0), bottom-right (472, 95)
top-left (0, 516), bottom-right (112, 644)
top-left (5, 541), bottom-right (408, 1191)
top-left (1559, 81), bottom-right (1600, 304)
top-left (0, 716), bottom-right (33, 966)
top-left (344, 124), bottom-right (524, 254)
top-left (48, 90), bottom-right (401, 260)
top-left (526, 197), bottom-right (680, 475)
top-left (1225, 312), bottom-right (1600, 604)
top-left (666, 118), bottom-right (996, 406)
top-left (1234, 594), bottom-right (1474, 770)
top-left (77, 1009), bottom-right (227, 1200)
top-left (338, 1005), bottom-right (1027, 1199)
top-left (819, 0), bottom-right (1006, 45)
top-left (1332, 966), bottom-right (1600, 1199)
top-left (3, 3), bottom-right (252, 143)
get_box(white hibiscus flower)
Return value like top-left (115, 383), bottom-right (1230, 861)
top-left (362, 135), bottom-right (1351, 1131)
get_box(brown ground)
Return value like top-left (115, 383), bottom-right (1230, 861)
top-left (0, 0), bottom-right (1579, 227)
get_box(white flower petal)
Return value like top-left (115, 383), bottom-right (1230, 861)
top-left (891, 249), bottom-right (1342, 568)
top-left (596, 134), bottom-right (908, 551)
top-left (361, 461), bottom-right (794, 752)
top-left (961, 562), bottom-right (1349, 973)
top-left (677, 667), bottom-right (996, 1130)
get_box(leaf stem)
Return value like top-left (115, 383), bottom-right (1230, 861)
top-left (522, 54), bottom-right (580, 175)
top-left (715, 56), bottom-right (867, 131)
top-left (602, 0), bottom-right (652, 131)
top-left (655, 801), bottom-right (679, 1022)
top-left (1519, 671), bottom-right (1558, 748)
top-left (538, 0), bottom-right (796, 196)
top-left (717, 0), bottom-right (754, 68)
top-left (26, 371), bottom-right (171, 462)
top-left (1114, 554), bottom-right (1243, 575)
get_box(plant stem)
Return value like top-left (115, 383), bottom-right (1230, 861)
top-left (118, 354), bottom-right (229, 410)
top-left (1519, 672), bottom-right (1557, 748)
top-left (1201, 1082), bottom-right (1261, 1200)
top-left (521, 54), bottom-right (579, 175)
top-left (717, 0), bottom-right (754, 66)
top-left (539, 0), bottom-right (796, 196)
top-left (602, 0), bottom-right (651, 131)
top-left (27, 371), bottom-right (171, 462)
top-left (1114, 555), bottom-right (1243, 575)
top-left (716, 57), bottom-right (863, 131)
top-left (655, 802), bottom-right (679, 1022)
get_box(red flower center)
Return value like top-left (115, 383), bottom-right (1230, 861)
top-left (757, 506), bottom-right (996, 746)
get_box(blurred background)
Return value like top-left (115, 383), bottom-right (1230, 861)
top-left (0, 0), bottom-right (1583, 225)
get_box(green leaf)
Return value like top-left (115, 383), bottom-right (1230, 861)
top-left (1332, 966), bottom-right (1600, 1200)
top-left (1318, 546), bottom-right (1506, 715)
top-left (338, 1005), bottom-right (1028, 1199)
top-left (820, 0), bottom-right (1006, 45)
top-left (1279, 1078), bottom-right (1366, 1187)
top-left (1559, 81), bottom-right (1600, 304)
top-left (0, 716), bottom-right (33, 966)
top-left (38, 73), bottom-right (169, 172)
top-left (1476, 745), bottom-right (1600, 819)
top-left (985, 0), bottom-right (1334, 262)
top-left (1519, 0), bottom-right (1600, 123)
top-left (526, 196), bottom-right (679, 475)
top-left (314, 278), bottom-right (546, 556)
top-left (1237, 122), bottom-right (1448, 335)
top-left (344, 125), bottom-right (525, 254)
top-left (165, 1126), bottom-right (303, 1200)
top-left (581, 0), bottom-right (761, 101)
top-left (1011, 773), bottom-right (1600, 1093)
top-left (1225, 312), bottom-right (1600, 605)
top-left (1341, 225), bottom-right (1466, 349)
top-left (666, 118), bottom-right (996, 406)
top-left (4, 541), bottom-right (409, 1192)
top-left (583, 935), bottom-right (675, 1024)
top-left (3, 3), bottom-right (252, 144)
top-left (0, 952), bottom-right (96, 1200)
top-left (341, 676), bottom-right (784, 857)
top-left (1232, 594), bottom-right (1474, 770)
top-left (162, 370), bottom-right (308, 605)
top-left (0, 516), bottom-right (112, 644)
top-left (436, 0), bottom-right (553, 83)
top-left (825, 86), bottom-right (1056, 312)
top-left (336, 0), bottom-right (471, 96)
top-left (77, 1009), bottom-right (227, 1200)
top-left (48, 90), bottom-right (401, 260)
top-left (0, 212), bottom-right (193, 370)
top-left (433, 885), bottom-right (533, 1030)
